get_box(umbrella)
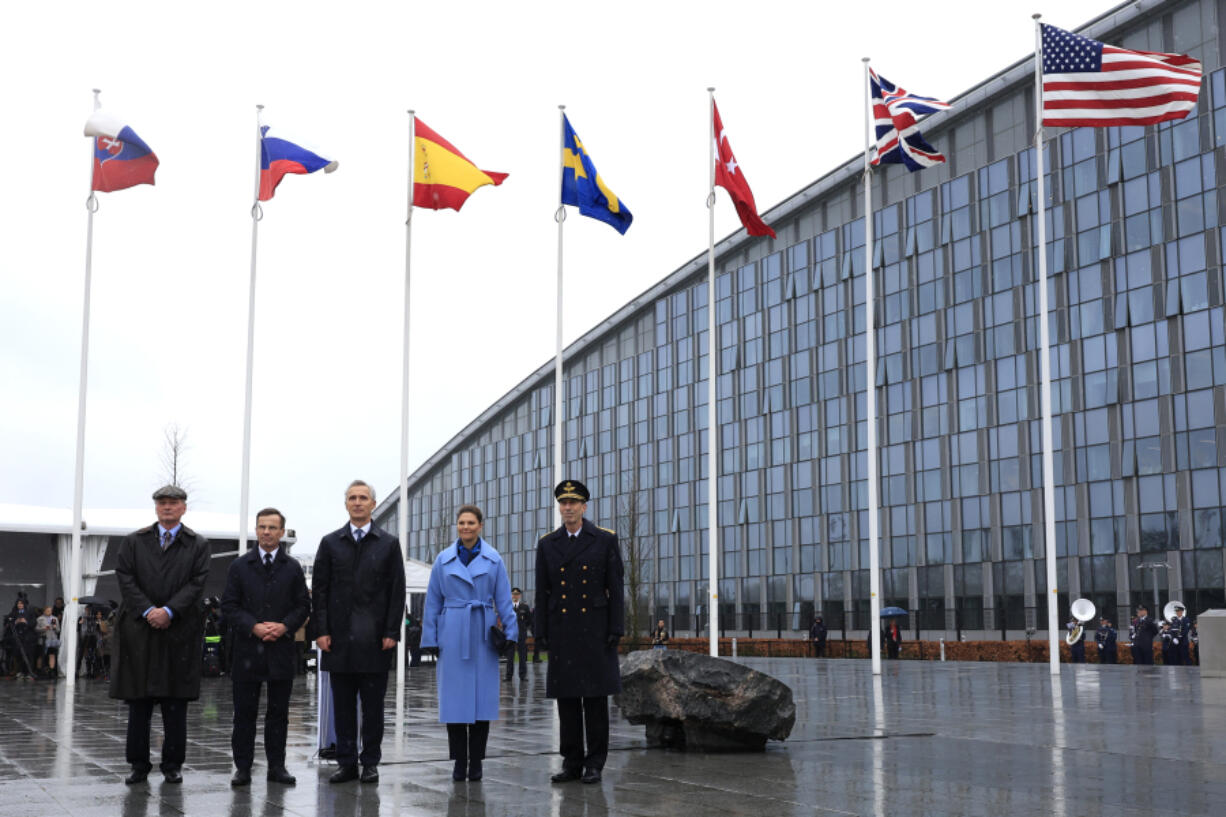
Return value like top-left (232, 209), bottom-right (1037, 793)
top-left (879, 606), bottom-right (908, 618)
top-left (77, 596), bottom-right (112, 607)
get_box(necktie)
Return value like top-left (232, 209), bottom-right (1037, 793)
top-left (264, 553), bottom-right (274, 571)
top-left (161, 531), bottom-right (172, 550)
top-left (354, 529), bottom-right (365, 543)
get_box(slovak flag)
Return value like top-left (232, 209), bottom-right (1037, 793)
top-left (83, 110), bottom-right (159, 193)
top-left (259, 126), bottom-right (338, 201)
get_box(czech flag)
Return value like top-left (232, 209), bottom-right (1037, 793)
top-left (413, 118), bottom-right (507, 211)
top-left (259, 126), bottom-right (338, 201)
top-left (84, 111), bottom-right (159, 193)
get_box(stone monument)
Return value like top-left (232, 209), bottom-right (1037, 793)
top-left (616, 649), bottom-right (795, 751)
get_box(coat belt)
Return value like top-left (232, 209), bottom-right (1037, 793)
top-left (443, 599), bottom-right (493, 660)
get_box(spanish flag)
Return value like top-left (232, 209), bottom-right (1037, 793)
top-left (413, 118), bottom-right (507, 211)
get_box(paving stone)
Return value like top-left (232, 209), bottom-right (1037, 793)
top-left (0, 658), bottom-right (1221, 815)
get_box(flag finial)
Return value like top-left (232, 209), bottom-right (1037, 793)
top-left (1032, 13), bottom-right (1041, 20)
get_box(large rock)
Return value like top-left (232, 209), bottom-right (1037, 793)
top-left (616, 649), bottom-right (795, 751)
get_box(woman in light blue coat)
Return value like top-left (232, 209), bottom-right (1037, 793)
top-left (421, 504), bottom-right (517, 781)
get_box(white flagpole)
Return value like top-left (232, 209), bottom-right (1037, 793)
top-left (238, 105), bottom-right (264, 556)
top-left (553, 105), bottom-right (566, 516)
top-left (397, 110), bottom-right (416, 702)
top-left (65, 87), bottom-right (103, 688)
top-left (1034, 14), bottom-right (1060, 675)
top-left (706, 87), bottom-right (720, 657)
top-left (862, 59), bottom-right (882, 677)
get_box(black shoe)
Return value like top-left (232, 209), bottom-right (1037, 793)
top-left (266, 767), bottom-right (296, 785)
top-left (360, 766), bottom-right (379, 784)
top-left (162, 768), bottom-right (183, 784)
top-left (468, 759), bottom-right (483, 781)
top-left (452, 759), bottom-right (466, 782)
top-left (581, 768), bottom-right (602, 784)
top-left (329, 766), bottom-right (359, 784)
top-left (551, 768), bottom-right (582, 783)
top-left (318, 745), bottom-right (337, 760)
top-left (231, 769), bottom-right (252, 787)
top-left (124, 766), bottom-right (150, 785)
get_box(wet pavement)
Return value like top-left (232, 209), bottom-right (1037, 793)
top-left (0, 656), bottom-right (1222, 816)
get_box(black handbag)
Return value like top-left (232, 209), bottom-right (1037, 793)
top-left (488, 625), bottom-right (512, 655)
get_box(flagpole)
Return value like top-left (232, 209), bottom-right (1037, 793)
top-left (1034, 13), bottom-right (1060, 676)
top-left (397, 109), bottom-right (416, 705)
top-left (862, 59), bottom-right (882, 677)
top-left (238, 105), bottom-right (264, 558)
top-left (553, 105), bottom-right (566, 516)
top-left (706, 87), bottom-right (720, 657)
top-left (65, 87), bottom-right (103, 689)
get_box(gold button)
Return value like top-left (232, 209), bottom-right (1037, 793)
top-left (582, 607), bottom-right (587, 612)
top-left (561, 581), bottom-right (566, 586)
top-left (562, 608), bottom-right (567, 614)
top-left (582, 579), bottom-right (587, 584)
top-left (560, 567), bottom-right (565, 572)
top-left (582, 594), bottom-right (587, 599)
top-left (582, 565), bottom-right (588, 570)
top-left (562, 595), bottom-right (567, 600)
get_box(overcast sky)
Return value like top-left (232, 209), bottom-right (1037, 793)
top-left (0, 1), bottom-right (1122, 558)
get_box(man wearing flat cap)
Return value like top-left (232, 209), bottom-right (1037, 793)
top-left (110, 485), bottom-right (211, 785)
top-left (535, 479), bottom-right (624, 785)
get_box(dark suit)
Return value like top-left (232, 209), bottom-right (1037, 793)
top-left (1134, 616), bottom-right (1158, 665)
top-left (1095, 626), bottom-right (1118, 664)
top-left (506, 600), bottom-right (533, 679)
top-left (1173, 615), bottom-right (1191, 665)
top-left (220, 547), bottom-right (310, 772)
top-left (312, 524), bottom-right (406, 769)
top-left (535, 519), bottom-right (624, 774)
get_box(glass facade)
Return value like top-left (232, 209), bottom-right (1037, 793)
top-left (376, 0), bottom-right (1226, 636)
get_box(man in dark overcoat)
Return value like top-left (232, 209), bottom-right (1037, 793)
top-left (221, 507), bottom-right (310, 787)
top-left (506, 587), bottom-right (533, 682)
top-left (1095, 617), bottom-right (1118, 664)
top-left (535, 479), bottom-right (624, 785)
top-left (1133, 604), bottom-right (1159, 665)
top-left (312, 480), bottom-right (406, 784)
top-left (109, 485), bottom-right (210, 785)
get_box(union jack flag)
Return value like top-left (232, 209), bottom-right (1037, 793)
top-left (870, 68), bottom-right (950, 172)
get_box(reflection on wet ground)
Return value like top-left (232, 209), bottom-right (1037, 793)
top-left (0, 657), bottom-right (1222, 815)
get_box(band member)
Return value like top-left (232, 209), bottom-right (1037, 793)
top-left (536, 480), bottom-right (624, 785)
top-left (1133, 605), bottom-right (1158, 665)
top-left (1095, 617), bottom-right (1117, 664)
top-left (506, 587), bottom-right (533, 681)
top-left (110, 485), bottom-right (210, 785)
top-left (313, 480), bottom-right (406, 784)
top-left (1171, 604), bottom-right (1191, 665)
top-left (1066, 617), bottom-right (1086, 663)
top-left (221, 508), bottom-right (310, 787)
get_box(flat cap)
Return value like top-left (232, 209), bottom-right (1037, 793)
top-left (152, 484), bottom-right (188, 500)
top-left (554, 479), bottom-right (590, 502)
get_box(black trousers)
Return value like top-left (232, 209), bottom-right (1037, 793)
top-left (231, 678), bottom-right (293, 771)
top-left (1136, 646), bottom-right (1154, 665)
top-left (557, 696), bottom-right (609, 773)
top-left (330, 671), bottom-right (388, 768)
top-left (1100, 648), bottom-right (1117, 664)
top-left (126, 698), bottom-right (188, 771)
top-left (505, 638), bottom-right (529, 678)
top-left (445, 721), bottom-right (490, 761)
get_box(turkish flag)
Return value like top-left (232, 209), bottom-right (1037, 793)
top-left (713, 101), bottom-right (776, 239)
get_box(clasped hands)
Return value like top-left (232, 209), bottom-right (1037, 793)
top-left (251, 621), bottom-right (288, 642)
top-left (145, 607), bottom-right (172, 629)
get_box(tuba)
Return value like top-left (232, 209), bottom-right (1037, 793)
top-left (1163, 600), bottom-right (1184, 622)
top-left (1066, 598), bottom-right (1095, 645)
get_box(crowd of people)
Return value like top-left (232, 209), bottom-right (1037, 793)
top-left (2, 593), bottom-right (114, 680)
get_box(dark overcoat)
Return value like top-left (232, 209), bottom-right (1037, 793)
top-left (109, 524), bottom-right (210, 701)
top-left (312, 523), bottom-right (406, 674)
top-left (534, 519), bottom-right (624, 698)
top-left (220, 547), bottom-right (311, 682)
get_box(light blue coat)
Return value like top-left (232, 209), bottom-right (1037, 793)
top-left (421, 539), bottom-right (517, 724)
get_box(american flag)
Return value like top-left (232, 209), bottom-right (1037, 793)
top-left (1041, 23), bottom-right (1202, 128)
top-left (870, 68), bottom-right (950, 172)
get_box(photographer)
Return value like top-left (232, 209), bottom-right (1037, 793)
top-left (4, 597), bottom-right (39, 679)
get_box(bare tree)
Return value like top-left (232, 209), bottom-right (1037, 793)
top-left (157, 422), bottom-right (195, 494)
top-left (619, 458), bottom-right (653, 649)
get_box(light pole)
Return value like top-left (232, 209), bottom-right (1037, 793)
top-left (1136, 560), bottom-right (1171, 617)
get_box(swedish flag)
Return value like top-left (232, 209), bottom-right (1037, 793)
top-left (561, 115), bottom-right (632, 235)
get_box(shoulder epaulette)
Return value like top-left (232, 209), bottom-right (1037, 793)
top-left (598, 526), bottom-right (616, 535)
